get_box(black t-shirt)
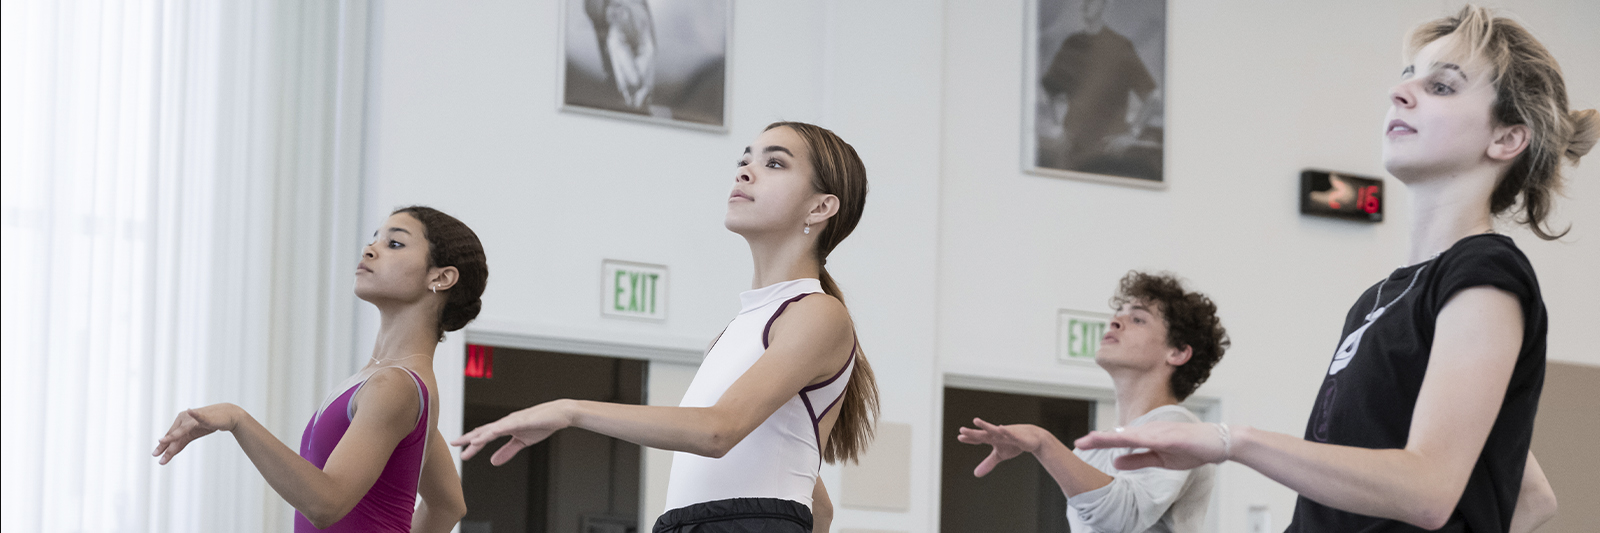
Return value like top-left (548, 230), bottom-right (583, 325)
top-left (1287, 234), bottom-right (1547, 532)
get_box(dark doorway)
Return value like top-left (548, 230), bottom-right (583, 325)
top-left (460, 347), bottom-right (645, 533)
top-left (941, 386), bottom-right (1095, 533)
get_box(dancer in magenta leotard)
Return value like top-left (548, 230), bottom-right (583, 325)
top-left (155, 206), bottom-right (488, 532)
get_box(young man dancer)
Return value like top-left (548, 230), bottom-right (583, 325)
top-left (959, 271), bottom-right (1227, 532)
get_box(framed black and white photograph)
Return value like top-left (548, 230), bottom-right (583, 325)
top-left (1024, 0), bottom-right (1167, 188)
top-left (560, 0), bottom-right (731, 132)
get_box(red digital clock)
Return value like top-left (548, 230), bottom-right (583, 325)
top-left (1300, 170), bottom-right (1383, 222)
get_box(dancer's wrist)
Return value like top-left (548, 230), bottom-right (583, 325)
top-left (1225, 424), bottom-right (1258, 463)
top-left (218, 403), bottom-right (247, 432)
top-left (554, 399), bottom-right (582, 429)
top-left (1027, 425), bottom-right (1063, 456)
top-left (1204, 422), bottom-right (1228, 463)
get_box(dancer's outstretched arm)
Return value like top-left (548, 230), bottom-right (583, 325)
top-left (412, 428), bottom-right (468, 532)
top-left (154, 368), bottom-right (421, 528)
top-left (1077, 287), bottom-right (1523, 530)
top-left (455, 295), bottom-right (854, 465)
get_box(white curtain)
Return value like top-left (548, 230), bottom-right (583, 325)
top-left (1, 1), bottom-right (369, 531)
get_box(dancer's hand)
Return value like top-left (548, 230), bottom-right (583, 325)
top-left (957, 418), bottom-right (1051, 477)
top-left (153, 403), bottom-right (242, 465)
top-left (1074, 421), bottom-right (1228, 471)
top-left (453, 400), bottom-right (575, 465)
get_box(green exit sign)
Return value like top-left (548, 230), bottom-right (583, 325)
top-left (1057, 310), bottom-right (1109, 364)
top-left (602, 260), bottom-right (667, 320)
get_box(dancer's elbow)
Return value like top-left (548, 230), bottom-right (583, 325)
top-left (1524, 486), bottom-right (1558, 527)
top-left (699, 429), bottom-right (736, 458)
top-left (302, 502), bottom-right (355, 529)
top-left (434, 495), bottom-right (469, 524)
top-left (696, 417), bottom-right (754, 458)
top-left (1403, 498), bottom-right (1456, 531)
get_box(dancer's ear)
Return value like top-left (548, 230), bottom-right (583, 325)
top-left (1486, 123), bottom-right (1531, 162)
top-left (428, 266), bottom-right (459, 292)
top-left (804, 193), bottom-right (840, 227)
top-left (1166, 345), bottom-right (1194, 367)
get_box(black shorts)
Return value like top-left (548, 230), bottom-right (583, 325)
top-left (652, 497), bottom-right (813, 533)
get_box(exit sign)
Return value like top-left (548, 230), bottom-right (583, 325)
top-left (602, 260), bottom-right (667, 320)
top-left (1057, 310), bottom-right (1109, 365)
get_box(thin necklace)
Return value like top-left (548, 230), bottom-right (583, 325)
top-left (1369, 225), bottom-right (1492, 320)
top-left (370, 353), bottom-right (429, 366)
top-left (1368, 264), bottom-right (1428, 320)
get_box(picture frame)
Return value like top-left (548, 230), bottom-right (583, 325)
top-left (1023, 0), bottom-right (1168, 189)
top-left (558, 0), bottom-right (732, 132)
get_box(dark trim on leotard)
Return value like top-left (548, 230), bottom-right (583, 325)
top-left (762, 293), bottom-right (814, 349)
top-left (800, 343), bottom-right (855, 466)
top-left (760, 291), bottom-right (856, 465)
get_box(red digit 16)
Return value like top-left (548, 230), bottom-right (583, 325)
top-left (1359, 186), bottom-right (1380, 214)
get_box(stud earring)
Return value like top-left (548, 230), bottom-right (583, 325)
top-left (804, 224), bottom-right (811, 235)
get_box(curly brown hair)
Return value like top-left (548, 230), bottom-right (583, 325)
top-left (1110, 271), bottom-right (1229, 401)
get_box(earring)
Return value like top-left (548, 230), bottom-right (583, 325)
top-left (804, 224), bottom-right (811, 235)
top-left (431, 285), bottom-right (437, 293)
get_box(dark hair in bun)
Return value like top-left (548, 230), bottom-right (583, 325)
top-left (392, 206), bottom-right (488, 342)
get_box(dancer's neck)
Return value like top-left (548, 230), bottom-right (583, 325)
top-left (1404, 168), bottom-right (1497, 265)
top-left (1108, 367), bottom-right (1181, 427)
top-left (745, 232), bottom-right (822, 290)
top-left (369, 302), bottom-right (439, 369)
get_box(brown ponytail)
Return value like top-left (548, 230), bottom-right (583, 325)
top-left (766, 121), bottom-right (880, 464)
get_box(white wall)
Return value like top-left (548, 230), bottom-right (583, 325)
top-left (360, 0), bottom-right (1598, 531)
top-left (939, 0), bottom-right (1599, 531)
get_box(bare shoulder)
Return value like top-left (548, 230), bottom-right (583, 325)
top-left (765, 293), bottom-right (854, 353)
top-left (778, 293), bottom-right (854, 334)
top-left (352, 367), bottom-right (423, 426)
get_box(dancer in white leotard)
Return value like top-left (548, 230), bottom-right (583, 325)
top-left (455, 122), bottom-right (880, 533)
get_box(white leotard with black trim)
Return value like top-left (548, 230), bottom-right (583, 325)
top-left (664, 278), bottom-right (856, 511)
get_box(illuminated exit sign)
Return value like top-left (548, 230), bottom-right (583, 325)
top-left (602, 260), bottom-right (667, 320)
top-left (1057, 309), bottom-right (1109, 365)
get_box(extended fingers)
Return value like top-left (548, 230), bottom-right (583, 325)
top-left (453, 424), bottom-right (506, 461)
top-left (973, 448), bottom-right (1006, 478)
top-left (969, 418), bottom-right (1018, 441)
top-left (1112, 451), bottom-right (1164, 471)
top-left (153, 413), bottom-right (197, 460)
top-left (158, 438), bottom-right (192, 465)
top-left (457, 431), bottom-right (498, 461)
top-left (956, 426), bottom-right (995, 445)
top-left (458, 441), bottom-right (484, 461)
top-left (490, 439), bottom-right (529, 466)
top-left (450, 426), bottom-right (485, 448)
top-left (1075, 429), bottom-right (1140, 450)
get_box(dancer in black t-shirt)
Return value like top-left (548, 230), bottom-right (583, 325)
top-left (1074, 5), bottom-right (1596, 532)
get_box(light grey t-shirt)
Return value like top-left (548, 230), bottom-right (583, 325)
top-left (1066, 405), bottom-right (1214, 533)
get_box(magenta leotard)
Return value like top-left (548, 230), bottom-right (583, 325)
top-left (295, 368), bottom-right (430, 532)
